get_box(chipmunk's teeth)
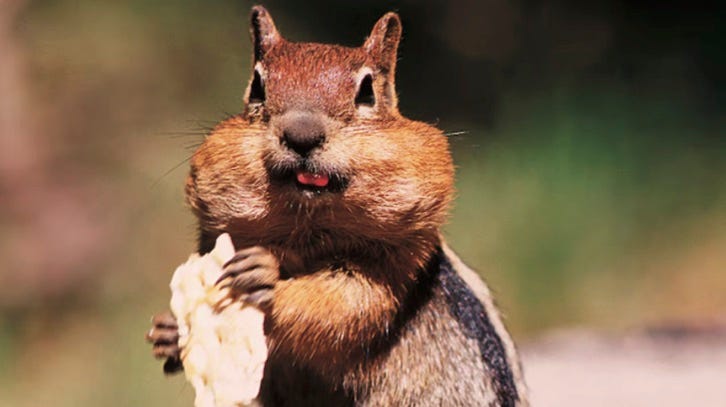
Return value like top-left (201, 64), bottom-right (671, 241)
top-left (296, 171), bottom-right (330, 187)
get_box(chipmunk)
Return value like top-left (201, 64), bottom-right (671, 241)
top-left (147, 6), bottom-right (528, 406)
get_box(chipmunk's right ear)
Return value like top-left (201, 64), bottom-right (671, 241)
top-left (363, 12), bottom-right (402, 74)
top-left (250, 5), bottom-right (281, 62)
top-left (362, 13), bottom-right (402, 110)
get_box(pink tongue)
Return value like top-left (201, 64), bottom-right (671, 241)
top-left (296, 171), bottom-right (330, 187)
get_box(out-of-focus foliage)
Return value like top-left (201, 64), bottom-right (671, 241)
top-left (0, 1), bottom-right (723, 406)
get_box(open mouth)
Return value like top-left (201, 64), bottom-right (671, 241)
top-left (296, 171), bottom-right (330, 188)
top-left (267, 164), bottom-right (348, 193)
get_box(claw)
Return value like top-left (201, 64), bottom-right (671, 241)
top-left (246, 288), bottom-right (274, 311)
top-left (151, 311), bottom-right (177, 328)
top-left (222, 246), bottom-right (265, 269)
top-left (163, 357), bottom-right (183, 374)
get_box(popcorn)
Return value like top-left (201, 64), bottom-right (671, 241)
top-left (169, 233), bottom-right (268, 407)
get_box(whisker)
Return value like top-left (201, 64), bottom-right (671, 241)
top-left (149, 112), bottom-right (238, 189)
top-left (444, 130), bottom-right (469, 138)
top-left (183, 145), bottom-right (202, 152)
top-left (150, 154), bottom-right (194, 189)
top-left (186, 119), bottom-right (219, 126)
top-left (166, 132), bottom-right (209, 137)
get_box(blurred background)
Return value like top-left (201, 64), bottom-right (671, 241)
top-left (0, 0), bottom-right (723, 406)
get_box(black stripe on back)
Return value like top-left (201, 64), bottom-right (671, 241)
top-left (437, 249), bottom-right (519, 406)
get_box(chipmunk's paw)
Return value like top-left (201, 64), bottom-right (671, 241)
top-left (217, 246), bottom-right (279, 311)
top-left (145, 311), bottom-right (183, 374)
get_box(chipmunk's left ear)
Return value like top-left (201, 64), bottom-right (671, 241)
top-left (250, 5), bottom-right (281, 62)
top-left (363, 12), bottom-right (402, 75)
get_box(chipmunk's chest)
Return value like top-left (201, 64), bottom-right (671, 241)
top-left (259, 250), bottom-right (521, 407)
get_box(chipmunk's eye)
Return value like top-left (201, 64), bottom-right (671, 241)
top-left (249, 69), bottom-right (265, 104)
top-left (355, 74), bottom-right (375, 107)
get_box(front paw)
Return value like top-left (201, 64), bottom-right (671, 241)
top-left (216, 246), bottom-right (279, 311)
top-left (145, 311), bottom-right (183, 374)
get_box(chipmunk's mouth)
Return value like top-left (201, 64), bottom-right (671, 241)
top-left (267, 162), bottom-right (348, 194)
top-left (296, 171), bottom-right (329, 188)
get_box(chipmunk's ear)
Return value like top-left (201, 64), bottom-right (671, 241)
top-left (363, 12), bottom-right (402, 74)
top-left (250, 5), bottom-right (281, 62)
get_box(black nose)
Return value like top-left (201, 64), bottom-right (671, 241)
top-left (280, 113), bottom-right (326, 156)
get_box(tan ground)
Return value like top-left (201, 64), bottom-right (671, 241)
top-left (522, 327), bottom-right (726, 406)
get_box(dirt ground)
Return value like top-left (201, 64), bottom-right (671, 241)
top-left (522, 327), bottom-right (726, 406)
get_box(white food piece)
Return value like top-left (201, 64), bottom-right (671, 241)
top-left (169, 233), bottom-right (268, 407)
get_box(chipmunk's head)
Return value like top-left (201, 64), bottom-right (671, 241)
top-left (188, 6), bottom-right (454, 253)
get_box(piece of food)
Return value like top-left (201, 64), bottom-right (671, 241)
top-left (169, 233), bottom-right (268, 407)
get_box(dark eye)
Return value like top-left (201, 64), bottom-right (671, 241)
top-left (355, 74), bottom-right (375, 107)
top-left (249, 69), bottom-right (265, 104)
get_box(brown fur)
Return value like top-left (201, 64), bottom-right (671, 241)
top-left (156, 5), bottom-right (527, 405)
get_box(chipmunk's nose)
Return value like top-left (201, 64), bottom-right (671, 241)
top-left (280, 112), bottom-right (326, 156)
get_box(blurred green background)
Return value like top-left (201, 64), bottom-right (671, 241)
top-left (0, 1), bottom-right (723, 406)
